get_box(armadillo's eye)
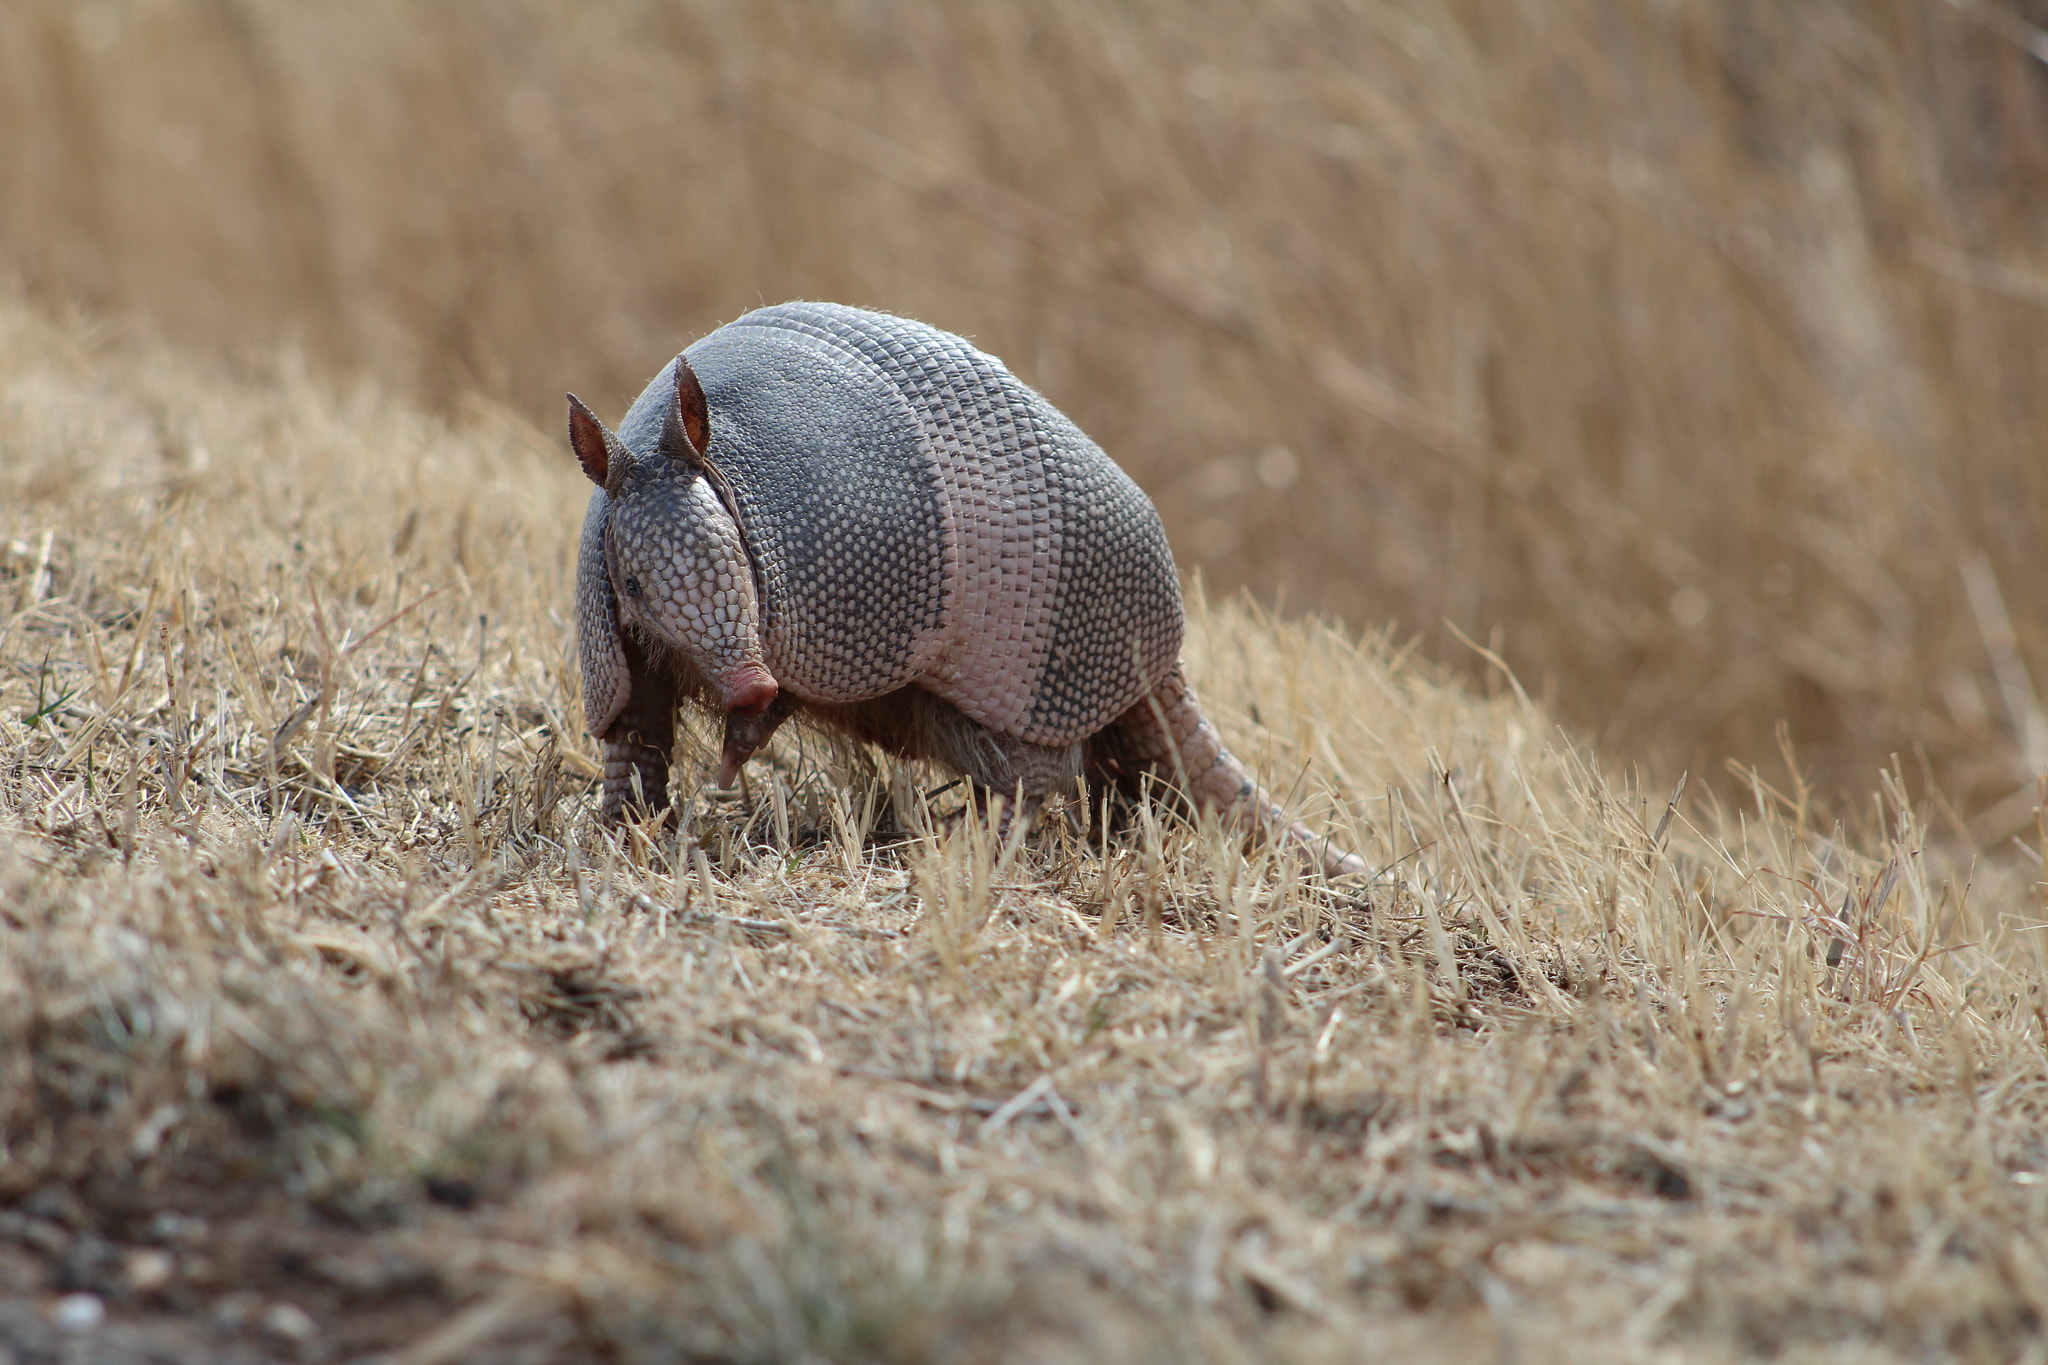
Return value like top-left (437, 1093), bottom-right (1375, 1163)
top-left (624, 575), bottom-right (643, 597)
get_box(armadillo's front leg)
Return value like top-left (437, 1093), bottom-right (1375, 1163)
top-left (599, 635), bottom-right (680, 823)
top-left (1089, 664), bottom-right (1368, 879)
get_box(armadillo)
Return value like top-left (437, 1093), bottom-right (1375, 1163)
top-left (568, 301), bottom-right (1365, 878)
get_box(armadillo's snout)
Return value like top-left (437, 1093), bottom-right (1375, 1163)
top-left (714, 667), bottom-right (780, 786)
top-left (722, 668), bottom-right (777, 718)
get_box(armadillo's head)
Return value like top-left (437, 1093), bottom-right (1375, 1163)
top-left (568, 365), bottom-right (778, 766)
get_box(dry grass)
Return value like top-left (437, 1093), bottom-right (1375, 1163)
top-left (2, 0), bottom-right (2047, 814)
top-left (7, 294), bottom-right (2048, 1361)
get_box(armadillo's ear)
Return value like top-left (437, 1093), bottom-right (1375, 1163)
top-left (659, 358), bottom-right (712, 466)
top-left (568, 394), bottom-right (634, 491)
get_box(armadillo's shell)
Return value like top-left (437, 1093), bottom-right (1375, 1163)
top-left (576, 489), bottom-right (630, 737)
top-left (614, 302), bottom-right (1184, 747)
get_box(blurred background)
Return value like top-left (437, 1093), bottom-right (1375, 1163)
top-left (2, 0), bottom-right (2044, 833)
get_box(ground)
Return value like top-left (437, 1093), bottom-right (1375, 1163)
top-left (3, 297), bottom-right (2048, 1363)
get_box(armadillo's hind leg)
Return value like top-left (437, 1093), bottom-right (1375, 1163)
top-left (820, 687), bottom-right (1079, 842)
top-left (965, 733), bottom-right (1084, 845)
top-left (1086, 663), bottom-right (1368, 879)
top-left (599, 635), bottom-right (681, 825)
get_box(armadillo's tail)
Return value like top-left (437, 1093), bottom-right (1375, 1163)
top-left (1086, 664), bottom-right (1370, 881)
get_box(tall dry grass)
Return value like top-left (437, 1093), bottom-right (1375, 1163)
top-left (5, 274), bottom-right (2048, 1358)
top-left (1, 0), bottom-right (2045, 820)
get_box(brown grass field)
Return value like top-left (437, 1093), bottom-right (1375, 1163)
top-left (5, 286), bottom-right (2048, 1362)
top-left (4, 2), bottom-right (2048, 1361)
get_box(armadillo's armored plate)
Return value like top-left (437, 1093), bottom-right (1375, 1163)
top-left (613, 302), bottom-right (1183, 747)
top-left (576, 488), bottom-right (629, 737)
